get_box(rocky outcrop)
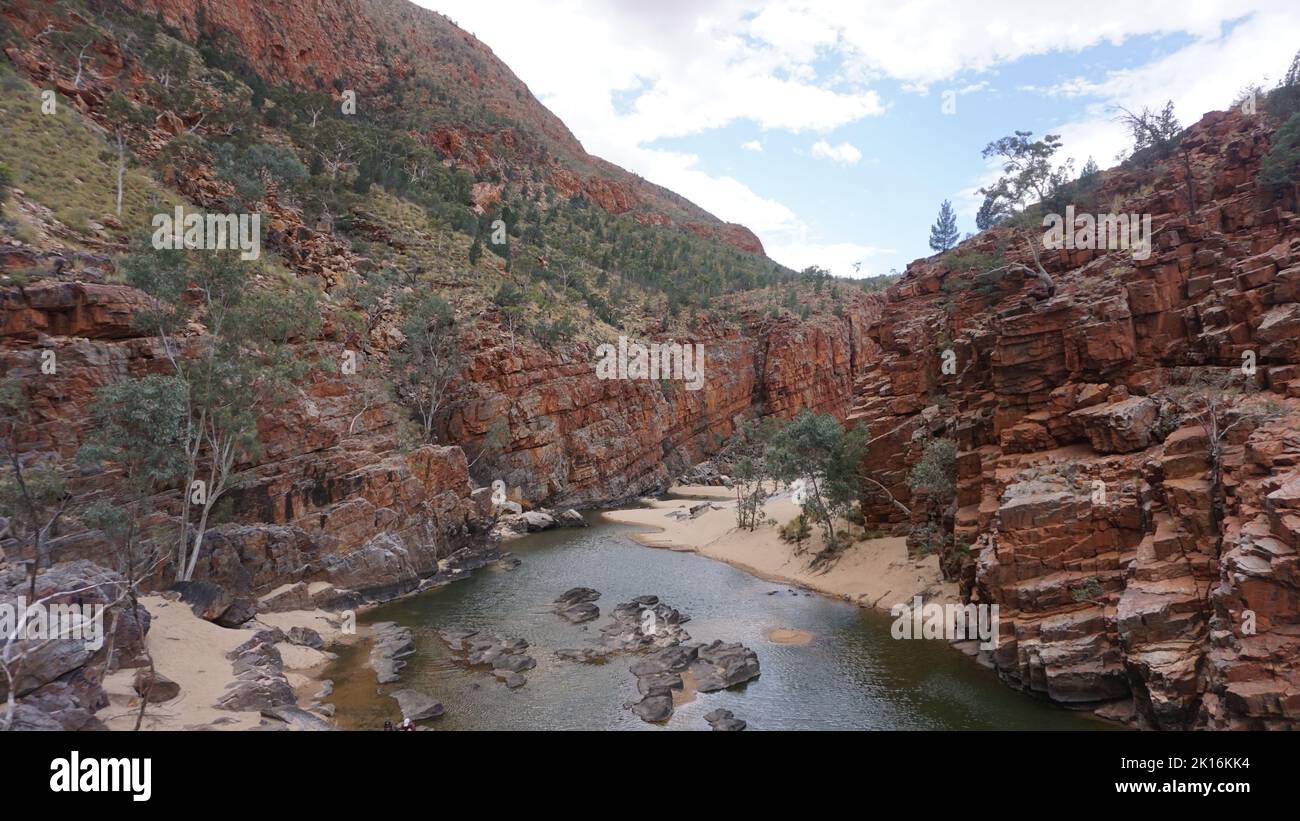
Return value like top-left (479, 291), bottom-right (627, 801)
top-left (552, 587), bottom-right (601, 624)
top-left (390, 688), bottom-right (444, 722)
top-left (0, 294), bottom-right (488, 601)
top-left (550, 591), bottom-right (759, 723)
top-left (218, 629), bottom-right (297, 712)
top-left (1, 270), bottom-right (877, 610)
top-left (449, 300), bottom-right (881, 508)
top-left (493, 507), bottom-right (588, 539)
top-left (0, 559), bottom-right (151, 728)
top-left (436, 628), bottom-right (535, 689)
top-left (704, 708), bottom-right (748, 731)
top-left (367, 622), bottom-right (415, 685)
top-left (847, 107), bottom-right (1300, 729)
top-left (170, 580), bottom-right (256, 627)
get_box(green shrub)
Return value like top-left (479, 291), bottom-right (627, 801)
top-left (0, 161), bottom-right (12, 205)
top-left (1070, 578), bottom-right (1105, 602)
top-left (1260, 112), bottom-right (1300, 193)
top-left (908, 438), bottom-right (958, 506)
top-left (779, 514), bottom-right (811, 544)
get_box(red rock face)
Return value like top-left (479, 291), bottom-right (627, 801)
top-left (0, 283), bottom-right (153, 340)
top-left (0, 0), bottom-right (845, 602)
top-left (848, 108), bottom-right (1300, 729)
top-left (682, 222), bottom-right (766, 257)
top-left (444, 298), bottom-right (882, 505)
top-left (117, 0), bottom-right (387, 91)
top-left (8, 0), bottom-right (1299, 731)
top-left (1, 278), bottom-right (880, 597)
top-left (0, 301), bottom-right (483, 598)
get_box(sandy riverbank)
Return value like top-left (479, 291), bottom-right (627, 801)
top-left (604, 485), bottom-right (957, 612)
top-left (99, 595), bottom-right (359, 730)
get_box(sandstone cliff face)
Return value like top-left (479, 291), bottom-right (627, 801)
top-left (448, 299), bottom-right (880, 506)
top-left (0, 275), bottom-right (880, 599)
top-left (848, 109), bottom-right (1300, 729)
top-left (0, 281), bottom-right (482, 600)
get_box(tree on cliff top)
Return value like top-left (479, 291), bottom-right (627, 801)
top-left (1116, 101), bottom-right (1197, 214)
top-left (975, 131), bottom-right (1073, 229)
top-left (1116, 101), bottom-right (1182, 160)
top-left (929, 200), bottom-right (959, 253)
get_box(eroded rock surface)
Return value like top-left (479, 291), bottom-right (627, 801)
top-left (368, 622), bottom-right (415, 685)
top-left (437, 627), bottom-right (536, 688)
top-left (552, 587), bottom-right (602, 624)
top-left (845, 107), bottom-right (1300, 729)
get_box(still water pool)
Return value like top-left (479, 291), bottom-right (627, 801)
top-left (326, 517), bottom-right (1113, 731)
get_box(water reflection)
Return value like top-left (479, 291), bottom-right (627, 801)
top-left (326, 518), bottom-right (1115, 731)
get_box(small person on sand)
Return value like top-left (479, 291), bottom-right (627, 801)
top-left (383, 720), bottom-right (395, 732)
top-left (400, 718), bottom-right (416, 731)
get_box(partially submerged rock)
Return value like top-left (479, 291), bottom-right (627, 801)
top-left (600, 595), bottom-right (692, 650)
top-left (704, 708), bottom-right (747, 731)
top-left (439, 628), bottom-right (536, 688)
top-left (368, 622), bottom-right (415, 684)
top-left (552, 591), bottom-right (760, 724)
top-left (554, 646), bottom-right (610, 663)
top-left (557, 509), bottom-right (588, 528)
top-left (261, 705), bottom-right (335, 731)
top-left (553, 587), bottom-right (602, 623)
top-left (630, 693), bottom-right (673, 723)
top-left (390, 688), bottom-right (445, 721)
top-left (493, 507), bottom-right (590, 540)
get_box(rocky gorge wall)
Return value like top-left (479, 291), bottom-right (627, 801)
top-left (0, 278), bottom-right (881, 603)
top-left (448, 298), bottom-right (881, 507)
top-left (847, 108), bottom-right (1300, 729)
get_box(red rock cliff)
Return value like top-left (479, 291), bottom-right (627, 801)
top-left (848, 108), bottom-right (1300, 730)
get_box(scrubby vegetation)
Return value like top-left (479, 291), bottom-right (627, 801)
top-left (907, 438), bottom-right (958, 572)
top-left (0, 62), bottom-right (176, 237)
top-left (1259, 112), bottom-right (1300, 195)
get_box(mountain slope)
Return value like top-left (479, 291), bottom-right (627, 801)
top-left (106, 0), bottom-right (766, 253)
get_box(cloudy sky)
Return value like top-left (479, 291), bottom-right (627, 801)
top-left (417, 0), bottom-right (1300, 277)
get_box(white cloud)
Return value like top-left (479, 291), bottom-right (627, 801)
top-left (955, 81), bottom-right (990, 96)
top-left (421, 0), bottom-right (1300, 272)
top-left (1050, 9), bottom-right (1300, 172)
top-left (741, 140), bottom-right (764, 152)
top-left (810, 140), bottom-right (862, 165)
top-left (797, 0), bottom-right (1279, 90)
top-left (768, 240), bottom-right (896, 277)
top-left (953, 5), bottom-right (1300, 226)
top-left (627, 146), bottom-right (803, 238)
